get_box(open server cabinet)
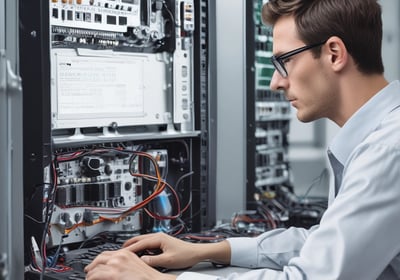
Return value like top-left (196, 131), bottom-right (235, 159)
top-left (20, 0), bottom-right (216, 278)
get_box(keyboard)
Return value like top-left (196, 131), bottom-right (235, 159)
top-left (25, 242), bottom-right (122, 280)
top-left (25, 269), bottom-right (87, 280)
top-left (25, 242), bottom-right (168, 279)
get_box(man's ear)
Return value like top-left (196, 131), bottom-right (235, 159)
top-left (324, 36), bottom-right (348, 72)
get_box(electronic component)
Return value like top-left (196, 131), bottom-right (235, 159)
top-left (47, 145), bottom-right (143, 246)
top-left (49, 0), bottom-right (196, 138)
top-left (145, 149), bottom-right (173, 232)
top-left (49, 0), bottom-right (169, 48)
top-left (172, 0), bottom-right (194, 130)
top-left (50, 49), bottom-right (170, 130)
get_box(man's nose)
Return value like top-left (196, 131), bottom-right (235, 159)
top-left (269, 70), bottom-right (288, 91)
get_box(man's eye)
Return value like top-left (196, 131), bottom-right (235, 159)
top-left (282, 57), bottom-right (291, 64)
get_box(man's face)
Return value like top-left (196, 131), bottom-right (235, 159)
top-left (270, 16), bottom-right (338, 123)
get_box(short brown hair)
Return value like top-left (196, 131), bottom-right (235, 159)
top-left (262, 0), bottom-right (384, 75)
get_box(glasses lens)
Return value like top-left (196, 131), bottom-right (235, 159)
top-left (271, 56), bottom-right (287, 78)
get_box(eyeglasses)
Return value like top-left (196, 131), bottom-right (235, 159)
top-left (271, 41), bottom-right (327, 78)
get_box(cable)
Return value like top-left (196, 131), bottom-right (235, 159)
top-left (38, 161), bottom-right (59, 280)
top-left (54, 148), bottom-right (168, 234)
top-left (300, 168), bottom-right (329, 202)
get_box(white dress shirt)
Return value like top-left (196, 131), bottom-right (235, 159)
top-left (177, 80), bottom-right (400, 280)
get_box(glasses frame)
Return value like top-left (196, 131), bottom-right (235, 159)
top-left (271, 41), bottom-right (327, 78)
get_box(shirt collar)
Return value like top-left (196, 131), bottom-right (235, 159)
top-left (329, 80), bottom-right (400, 165)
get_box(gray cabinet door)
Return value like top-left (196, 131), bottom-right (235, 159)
top-left (0, 0), bottom-right (24, 279)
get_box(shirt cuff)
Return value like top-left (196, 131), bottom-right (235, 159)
top-left (227, 237), bottom-right (259, 268)
top-left (177, 272), bottom-right (222, 280)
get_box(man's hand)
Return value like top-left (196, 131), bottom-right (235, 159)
top-left (123, 232), bottom-right (231, 269)
top-left (122, 232), bottom-right (200, 269)
top-left (84, 248), bottom-right (176, 280)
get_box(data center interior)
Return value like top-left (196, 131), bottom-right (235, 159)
top-left (1, 0), bottom-right (399, 279)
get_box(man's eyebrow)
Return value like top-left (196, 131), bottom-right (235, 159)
top-left (272, 47), bottom-right (295, 57)
top-left (272, 50), bottom-right (286, 57)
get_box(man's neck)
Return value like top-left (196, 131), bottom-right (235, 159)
top-left (334, 73), bottom-right (388, 127)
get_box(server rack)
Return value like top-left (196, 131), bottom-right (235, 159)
top-left (19, 0), bottom-right (216, 277)
top-left (246, 0), bottom-right (292, 211)
top-left (245, 0), bottom-right (327, 229)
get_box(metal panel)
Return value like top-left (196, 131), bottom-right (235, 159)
top-left (215, 0), bottom-right (247, 221)
top-left (193, 0), bottom-right (217, 229)
top-left (0, 1), bottom-right (8, 274)
top-left (0, 0), bottom-right (24, 278)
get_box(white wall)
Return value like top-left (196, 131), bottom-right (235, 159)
top-left (381, 0), bottom-right (400, 81)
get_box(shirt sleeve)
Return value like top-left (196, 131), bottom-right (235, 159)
top-left (176, 269), bottom-right (289, 280)
top-left (228, 226), bottom-right (315, 269)
top-left (179, 142), bottom-right (400, 280)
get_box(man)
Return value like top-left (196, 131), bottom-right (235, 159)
top-left (85, 0), bottom-right (400, 279)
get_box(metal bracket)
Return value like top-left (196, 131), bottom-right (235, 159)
top-left (0, 253), bottom-right (7, 280)
top-left (0, 49), bottom-right (22, 96)
top-left (0, 50), bottom-right (6, 94)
